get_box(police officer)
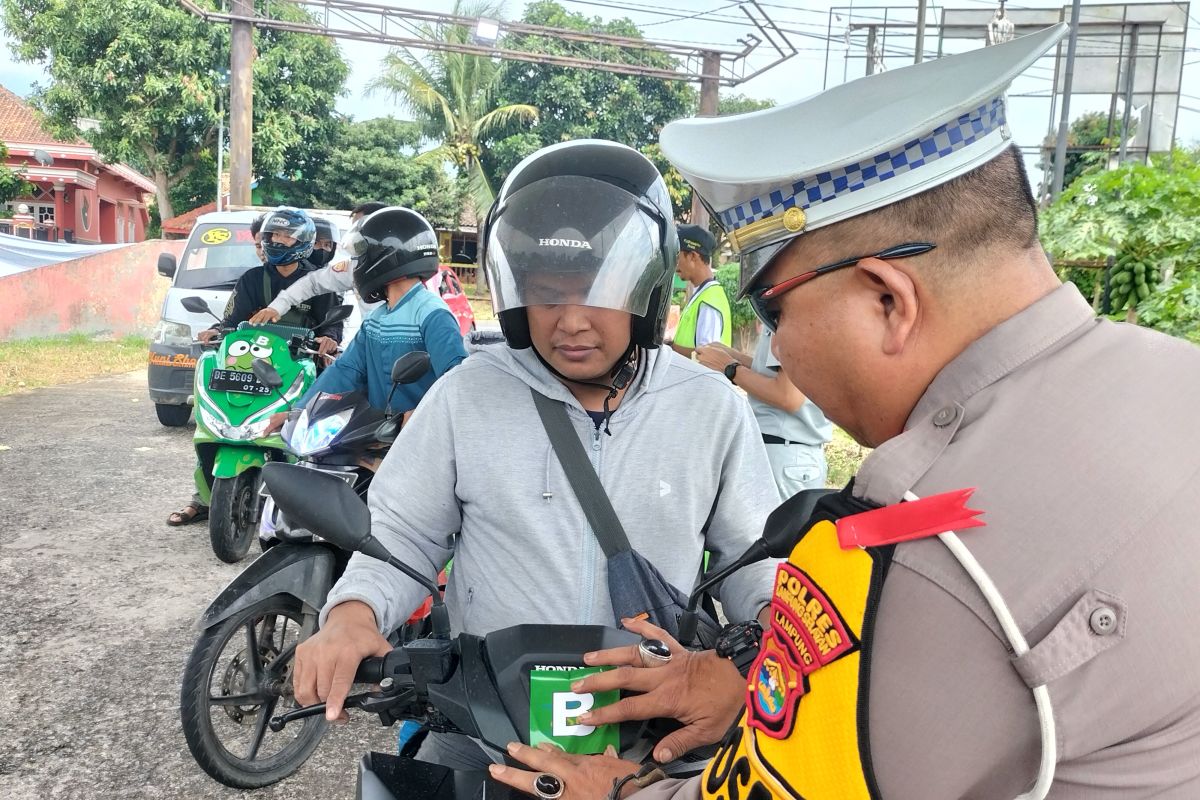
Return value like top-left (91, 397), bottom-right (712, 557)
top-left (487, 25), bottom-right (1200, 800)
top-left (669, 224), bottom-right (731, 358)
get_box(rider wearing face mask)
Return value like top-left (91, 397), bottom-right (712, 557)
top-left (290, 139), bottom-right (782, 771)
top-left (249, 201), bottom-right (388, 325)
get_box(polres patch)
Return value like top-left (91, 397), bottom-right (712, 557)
top-left (745, 633), bottom-right (807, 738)
top-left (771, 563), bottom-right (858, 670)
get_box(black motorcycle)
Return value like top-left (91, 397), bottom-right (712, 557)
top-left (179, 352), bottom-right (434, 789)
top-left (254, 462), bottom-right (825, 800)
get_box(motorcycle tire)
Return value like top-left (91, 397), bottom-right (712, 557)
top-left (155, 402), bottom-right (191, 427)
top-left (209, 470), bottom-right (262, 564)
top-left (180, 594), bottom-right (327, 788)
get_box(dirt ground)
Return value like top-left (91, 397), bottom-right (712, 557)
top-left (0, 369), bottom-right (394, 799)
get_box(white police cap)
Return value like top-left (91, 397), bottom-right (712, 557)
top-left (661, 24), bottom-right (1068, 293)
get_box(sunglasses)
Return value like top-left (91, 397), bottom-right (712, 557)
top-left (748, 241), bottom-right (936, 333)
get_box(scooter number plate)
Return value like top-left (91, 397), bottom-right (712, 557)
top-left (209, 369), bottom-right (272, 395)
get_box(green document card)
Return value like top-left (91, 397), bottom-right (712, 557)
top-left (528, 666), bottom-right (619, 754)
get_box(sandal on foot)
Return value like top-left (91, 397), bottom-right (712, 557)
top-left (167, 503), bottom-right (209, 527)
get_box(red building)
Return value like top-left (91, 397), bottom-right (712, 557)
top-left (1, 84), bottom-right (155, 244)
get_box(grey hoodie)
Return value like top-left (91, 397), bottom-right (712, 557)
top-left (322, 342), bottom-right (780, 637)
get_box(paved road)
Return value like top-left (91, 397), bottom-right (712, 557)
top-left (0, 370), bottom-right (394, 799)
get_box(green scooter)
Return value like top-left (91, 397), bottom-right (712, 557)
top-left (180, 297), bottom-right (351, 563)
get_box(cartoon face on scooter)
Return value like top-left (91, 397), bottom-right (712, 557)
top-left (224, 335), bottom-right (275, 371)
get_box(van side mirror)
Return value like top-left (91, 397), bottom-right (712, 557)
top-left (158, 252), bottom-right (178, 278)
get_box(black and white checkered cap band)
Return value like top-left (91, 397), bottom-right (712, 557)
top-left (718, 97), bottom-right (1006, 231)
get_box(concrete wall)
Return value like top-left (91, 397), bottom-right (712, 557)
top-left (0, 239), bottom-right (183, 340)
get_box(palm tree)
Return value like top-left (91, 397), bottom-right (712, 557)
top-left (370, 1), bottom-right (538, 253)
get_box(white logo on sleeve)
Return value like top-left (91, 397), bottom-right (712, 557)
top-left (659, 480), bottom-right (671, 497)
top-left (552, 692), bottom-right (596, 737)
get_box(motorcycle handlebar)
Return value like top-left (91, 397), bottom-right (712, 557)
top-left (356, 647), bottom-right (413, 685)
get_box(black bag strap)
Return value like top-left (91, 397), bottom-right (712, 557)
top-left (530, 388), bottom-right (631, 558)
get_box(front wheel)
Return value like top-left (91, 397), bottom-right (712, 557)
top-left (180, 595), bottom-right (326, 788)
top-left (155, 402), bottom-right (191, 427)
top-left (209, 470), bottom-right (262, 563)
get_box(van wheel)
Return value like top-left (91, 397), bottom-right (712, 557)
top-left (156, 403), bottom-right (192, 427)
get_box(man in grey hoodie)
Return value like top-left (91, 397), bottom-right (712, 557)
top-left (292, 140), bottom-right (781, 769)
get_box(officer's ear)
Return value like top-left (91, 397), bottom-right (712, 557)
top-left (852, 257), bottom-right (920, 357)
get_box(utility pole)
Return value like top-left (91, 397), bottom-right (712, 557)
top-left (1050, 0), bottom-right (1083, 201)
top-left (215, 69), bottom-right (228, 212)
top-left (915, 0), bottom-right (927, 64)
top-left (689, 51), bottom-right (722, 229)
top-left (229, 0), bottom-right (254, 207)
top-left (866, 25), bottom-right (878, 75)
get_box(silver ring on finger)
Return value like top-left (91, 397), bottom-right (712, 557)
top-left (533, 772), bottom-right (564, 800)
top-left (638, 638), bottom-right (672, 668)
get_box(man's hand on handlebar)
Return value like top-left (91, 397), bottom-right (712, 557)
top-left (314, 336), bottom-right (339, 365)
top-left (249, 308), bottom-right (281, 324)
top-left (293, 600), bottom-right (391, 723)
top-left (571, 617), bottom-right (745, 764)
top-left (196, 328), bottom-right (220, 344)
top-left (264, 412), bottom-right (288, 436)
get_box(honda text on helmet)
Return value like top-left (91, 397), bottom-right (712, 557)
top-left (260, 207), bottom-right (317, 267)
top-left (483, 139), bottom-right (678, 353)
top-left (342, 206), bottom-right (441, 304)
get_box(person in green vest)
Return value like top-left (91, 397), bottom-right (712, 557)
top-left (669, 224), bottom-right (731, 357)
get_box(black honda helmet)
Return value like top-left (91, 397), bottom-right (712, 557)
top-left (482, 140), bottom-right (678, 350)
top-left (342, 207), bottom-right (440, 303)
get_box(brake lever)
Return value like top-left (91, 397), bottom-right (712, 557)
top-left (269, 689), bottom-right (373, 732)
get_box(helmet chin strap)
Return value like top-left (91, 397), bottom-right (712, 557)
top-left (533, 344), bottom-right (640, 436)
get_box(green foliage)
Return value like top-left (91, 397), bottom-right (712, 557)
top-left (308, 117), bottom-right (463, 229)
top-left (484, 0), bottom-right (695, 214)
top-left (718, 94), bottom-right (774, 117)
top-left (1131, 272), bottom-right (1200, 344)
top-left (0, 143), bottom-right (36, 203)
top-left (1, 0), bottom-right (347, 219)
top-left (716, 263), bottom-right (756, 332)
top-left (1039, 111), bottom-right (1134, 192)
top-left (369, 0), bottom-right (536, 222)
top-left (1042, 149), bottom-right (1200, 334)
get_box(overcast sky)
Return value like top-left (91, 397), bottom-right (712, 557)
top-left (3, 0), bottom-right (1197, 192)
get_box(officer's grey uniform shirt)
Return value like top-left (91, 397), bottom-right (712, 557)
top-left (748, 329), bottom-right (832, 446)
top-left (634, 283), bottom-right (1200, 799)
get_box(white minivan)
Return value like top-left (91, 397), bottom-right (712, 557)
top-left (148, 209), bottom-right (356, 426)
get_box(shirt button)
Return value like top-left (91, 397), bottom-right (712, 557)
top-left (932, 407), bottom-right (958, 427)
top-left (1089, 606), bottom-right (1118, 636)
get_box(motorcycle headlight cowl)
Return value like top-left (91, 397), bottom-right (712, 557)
top-left (288, 408), bottom-right (352, 457)
top-left (198, 405), bottom-right (272, 441)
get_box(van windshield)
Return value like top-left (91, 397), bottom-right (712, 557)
top-left (174, 223), bottom-right (260, 289)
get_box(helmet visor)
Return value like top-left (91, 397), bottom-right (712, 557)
top-left (340, 217), bottom-right (369, 258)
top-left (486, 176), bottom-right (666, 316)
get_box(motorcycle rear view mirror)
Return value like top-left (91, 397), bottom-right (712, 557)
top-left (382, 351), bottom-right (432, 417)
top-left (312, 304), bottom-right (353, 334)
top-left (391, 351), bottom-right (431, 385)
top-left (250, 358), bottom-right (284, 390)
top-left (261, 462), bottom-right (450, 637)
top-left (181, 296), bottom-right (221, 323)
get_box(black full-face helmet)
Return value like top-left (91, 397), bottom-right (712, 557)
top-left (342, 207), bottom-right (440, 303)
top-left (482, 140), bottom-right (678, 350)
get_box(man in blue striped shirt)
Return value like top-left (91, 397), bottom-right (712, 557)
top-left (266, 207), bottom-right (467, 430)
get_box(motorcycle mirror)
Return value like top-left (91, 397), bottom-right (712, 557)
top-left (312, 304), bottom-right (353, 334)
top-left (181, 296), bottom-right (221, 322)
top-left (251, 358), bottom-right (284, 390)
top-left (391, 351), bottom-right (431, 385)
top-left (263, 462), bottom-right (371, 551)
top-left (677, 487), bottom-right (840, 646)
top-left (262, 463), bottom-right (450, 638)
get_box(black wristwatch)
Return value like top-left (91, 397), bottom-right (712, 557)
top-left (716, 620), bottom-right (763, 677)
top-left (723, 361), bottom-right (740, 382)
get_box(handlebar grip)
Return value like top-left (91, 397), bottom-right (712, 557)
top-left (355, 656), bottom-right (385, 684)
top-left (355, 647), bottom-right (413, 685)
